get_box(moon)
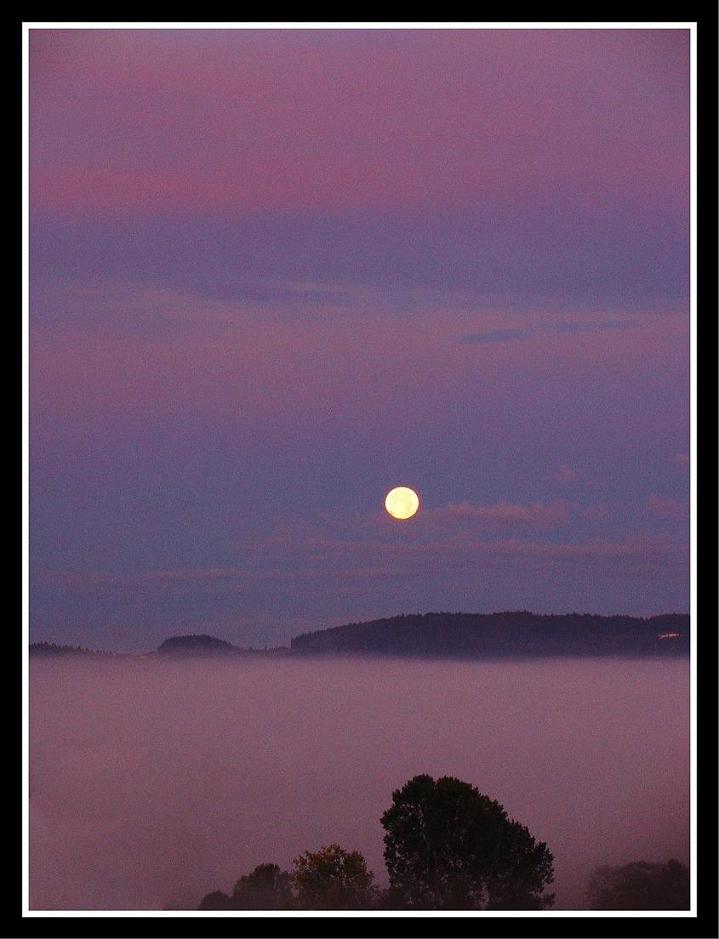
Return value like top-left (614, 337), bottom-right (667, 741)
top-left (385, 486), bottom-right (420, 520)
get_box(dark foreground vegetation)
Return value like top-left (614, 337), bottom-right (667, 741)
top-left (199, 774), bottom-right (555, 911)
top-left (587, 859), bottom-right (690, 910)
top-left (198, 774), bottom-right (689, 912)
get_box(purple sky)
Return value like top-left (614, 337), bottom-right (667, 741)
top-left (29, 28), bottom-right (690, 651)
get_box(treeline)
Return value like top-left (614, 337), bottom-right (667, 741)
top-left (29, 642), bottom-right (116, 657)
top-left (290, 612), bottom-right (689, 658)
top-left (198, 775), bottom-right (688, 911)
top-left (587, 859), bottom-right (689, 910)
top-left (200, 774), bottom-right (554, 911)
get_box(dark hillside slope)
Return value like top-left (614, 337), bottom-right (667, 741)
top-left (157, 635), bottom-right (246, 656)
top-left (290, 612), bottom-right (689, 658)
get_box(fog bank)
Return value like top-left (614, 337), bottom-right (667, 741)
top-left (29, 656), bottom-right (689, 910)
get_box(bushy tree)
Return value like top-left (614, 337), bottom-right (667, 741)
top-left (198, 889), bottom-right (233, 910)
top-left (380, 774), bottom-right (554, 910)
top-left (198, 863), bottom-right (291, 910)
top-left (232, 862), bottom-right (292, 909)
top-left (587, 859), bottom-right (689, 910)
top-left (291, 843), bottom-right (378, 910)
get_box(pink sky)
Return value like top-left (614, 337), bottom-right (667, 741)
top-left (29, 28), bottom-right (690, 650)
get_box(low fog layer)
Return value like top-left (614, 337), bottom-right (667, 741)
top-left (29, 657), bottom-right (689, 910)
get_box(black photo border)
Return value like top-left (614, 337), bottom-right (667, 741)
top-left (15, 6), bottom-right (718, 938)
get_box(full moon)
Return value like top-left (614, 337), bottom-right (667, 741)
top-left (385, 486), bottom-right (420, 520)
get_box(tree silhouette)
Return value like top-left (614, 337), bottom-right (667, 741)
top-left (198, 889), bottom-right (233, 910)
top-left (291, 843), bottom-right (378, 910)
top-left (197, 777), bottom-right (556, 911)
top-left (380, 774), bottom-right (554, 910)
top-left (232, 862), bottom-right (293, 909)
top-left (198, 863), bottom-right (291, 910)
top-left (587, 859), bottom-right (689, 910)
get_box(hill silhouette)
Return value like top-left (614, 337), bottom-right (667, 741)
top-left (155, 635), bottom-right (290, 657)
top-left (30, 613), bottom-right (690, 659)
top-left (157, 634), bottom-right (245, 656)
top-left (289, 612), bottom-right (689, 659)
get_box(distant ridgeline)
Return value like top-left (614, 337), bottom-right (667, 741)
top-left (30, 614), bottom-right (690, 659)
top-left (156, 635), bottom-right (289, 657)
top-left (29, 642), bottom-right (116, 657)
top-left (289, 612), bottom-right (689, 659)
top-left (157, 634), bottom-right (249, 656)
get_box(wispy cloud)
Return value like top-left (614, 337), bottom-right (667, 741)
top-left (460, 328), bottom-right (531, 344)
top-left (30, 30), bottom-right (688, 217)
top-left (420, 500), bottom-right (571, 530)
top-left (550, 465), bottom-right (609, 492)
top-left (556, 465), bottom-right (579, 484)
top-left (31, 281), bottom-right (258, 338)
top-left (460, 317), bottom-right (646, 346)
top-left (544, 319), bottom-right (637, 335)
top-left (644, 496), bottom-right (687, 520)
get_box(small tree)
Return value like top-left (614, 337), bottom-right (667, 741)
top-left (198, 889), bottom-right (233, 910)
top-left (291, 843), bottom-right (378, 909)
top-left (198, 863), bottom-right (292, 911)
top-left (381, 774), bottom-right (554, 910)
top-left (232, 862), bottom-right (293, 909)
top-left (587, 859), bottom-right (689, 910)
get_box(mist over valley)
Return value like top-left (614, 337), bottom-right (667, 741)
top-left (29, 654), bottom-right (689, 911)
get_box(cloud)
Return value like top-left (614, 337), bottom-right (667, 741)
top-left (31, 281), bottom-right (255, 338)
top-left (543, 319), bottom-right (637, 335)
top-left (29, 30), bottom-right (688, 216)
top-left (556, 465), bottom-right (579, 484)
top-left (37, 530), bottom-right (685, 604)
top-left (551, 465), bottom-right (608, 492)
top-left (581, 504), bottom-right (611, 521)
top-left (459, 328), bottom-right (531, 344)
top-left (421, 500), bottom-right (571, 530)
top-left (645, 496), bottom-right (687, 520)
top-left (460, 318), bottom-right (646, 347)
